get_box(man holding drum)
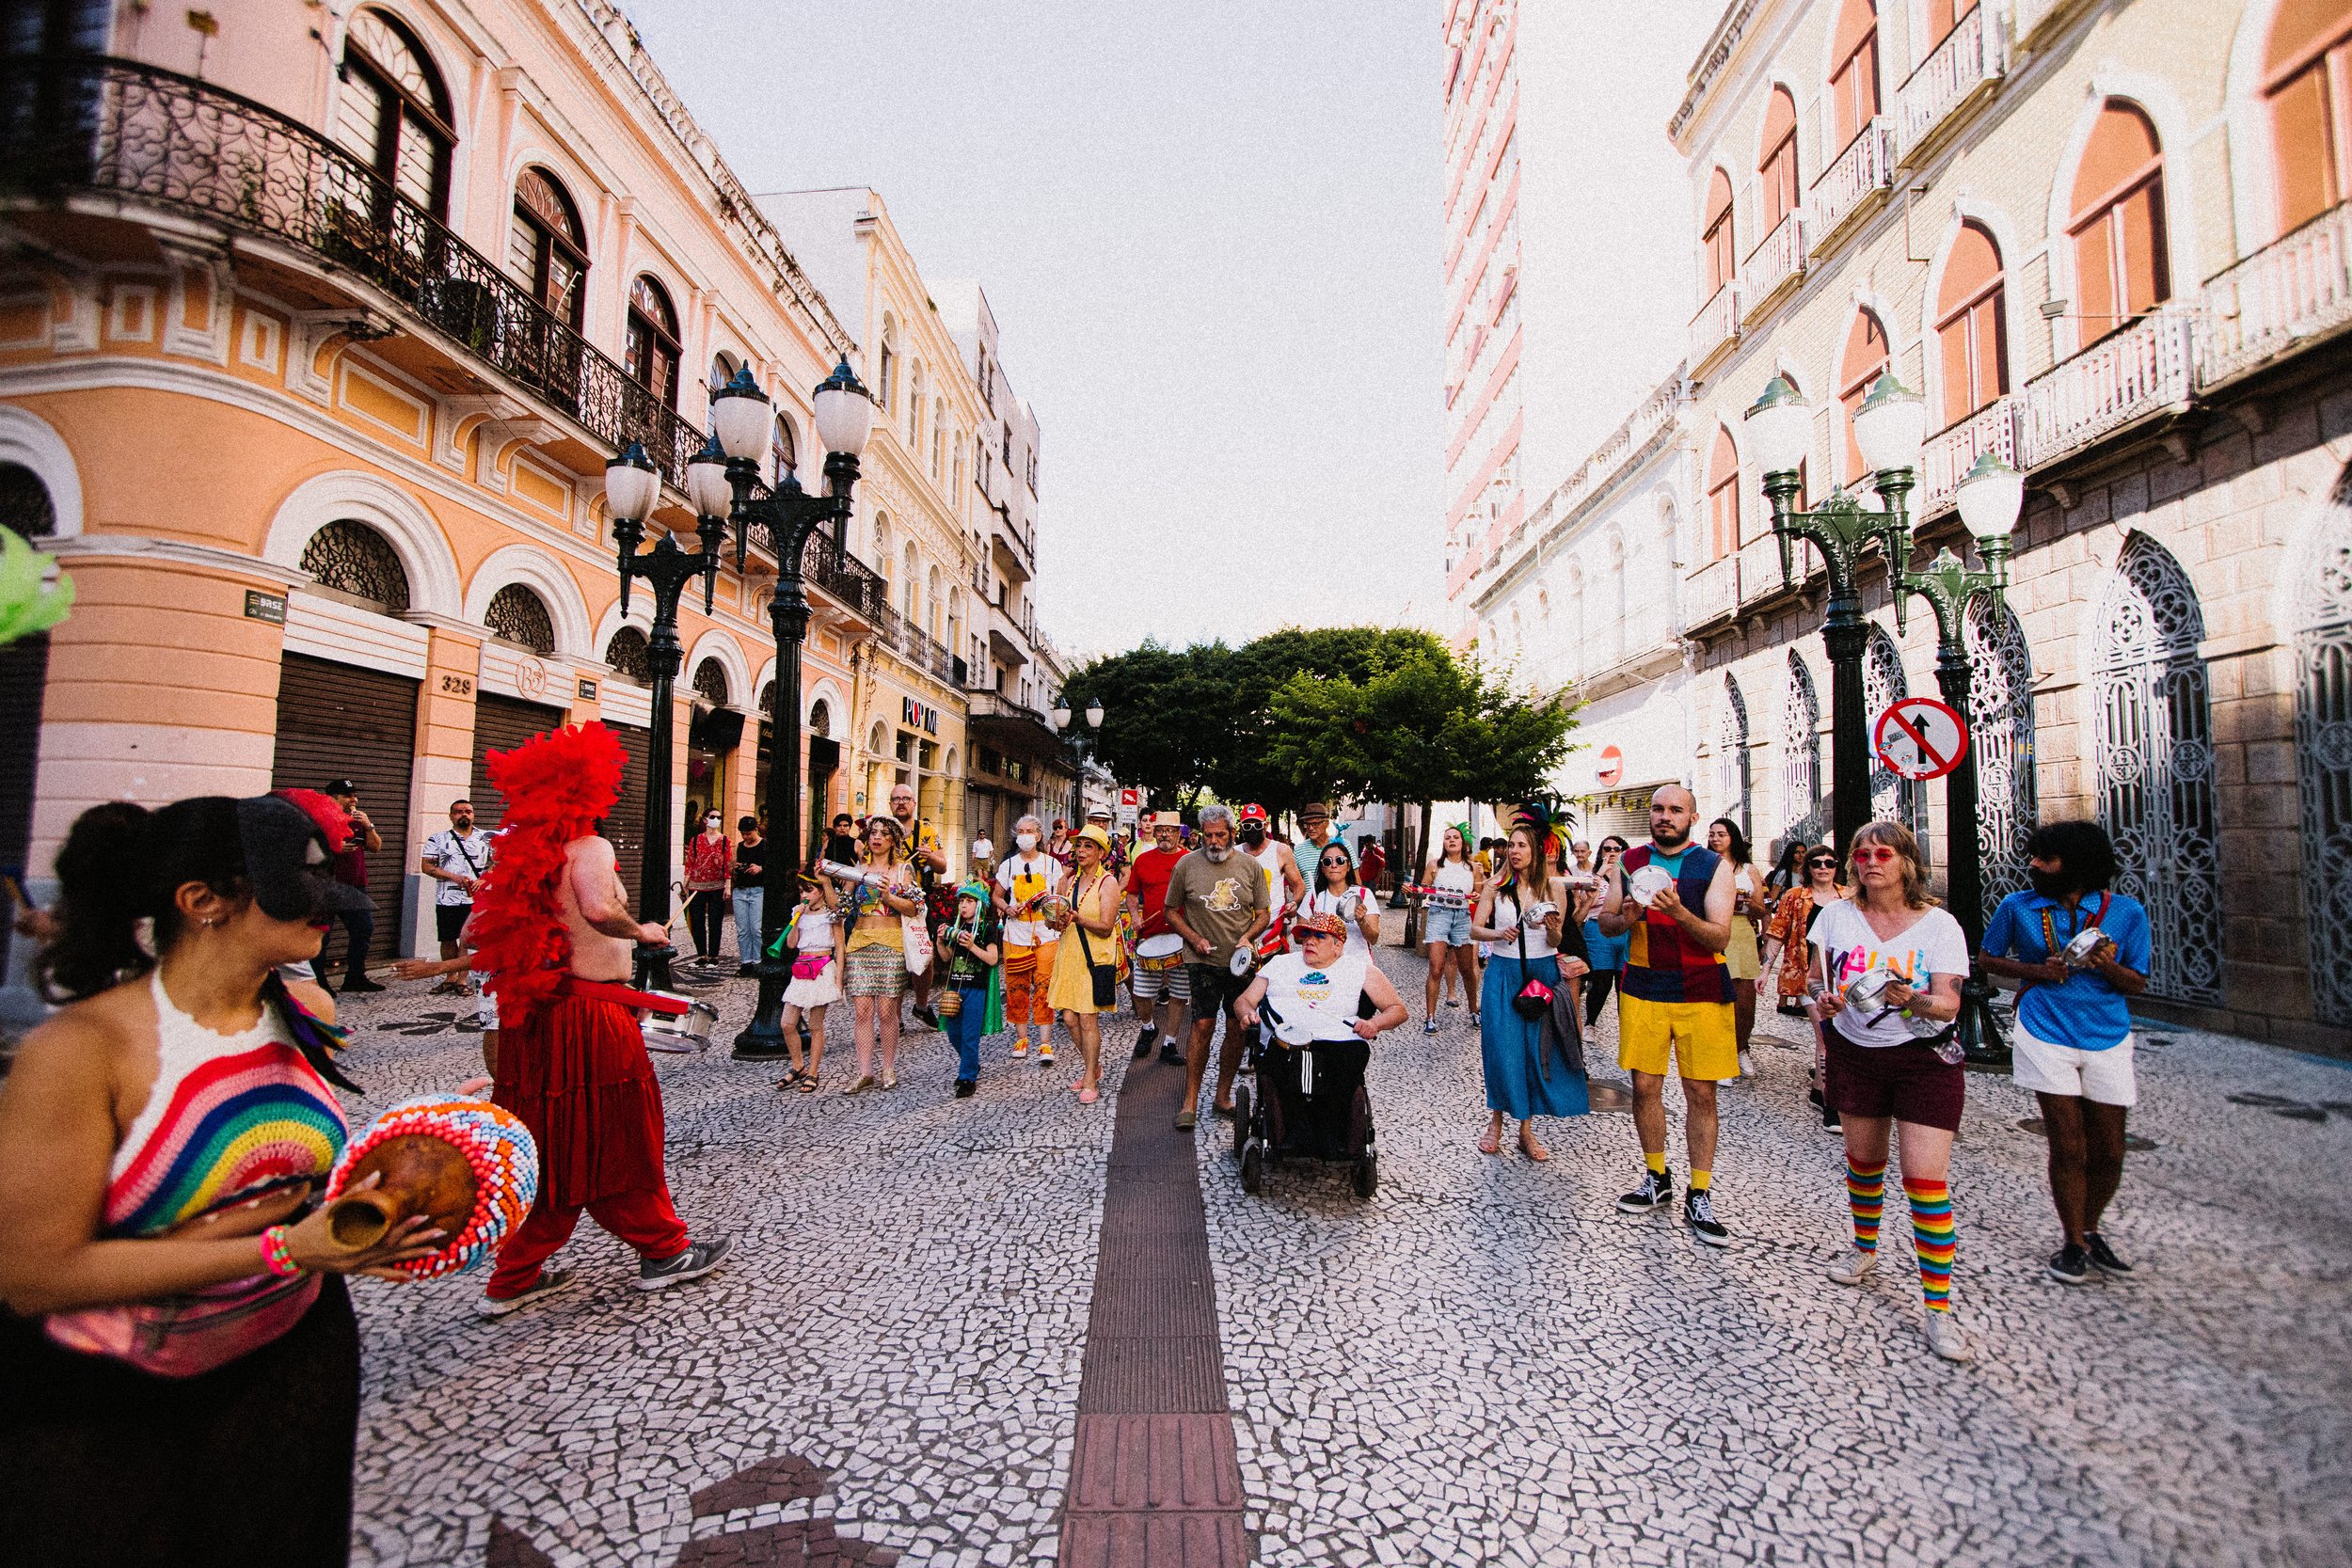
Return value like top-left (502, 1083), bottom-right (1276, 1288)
top-left (1124, 813), bottom-right (1190, 1064)
top-left (1164, 804), bottom-right (1272, 1131)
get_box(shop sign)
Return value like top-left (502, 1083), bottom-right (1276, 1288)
top-left (902, 697), bottom-right (939, 736)
top-left (244, 590), bottom-right (286, 625)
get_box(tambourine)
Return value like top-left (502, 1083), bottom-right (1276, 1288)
top-left (1228, 923), bottom-right (1289, 978)
top-left (1627, 865), bottom-right (1675, 908)
top-left (2061, 927), bottom-right (2109, 967)
top-left (1400, 883), bottom-right (1469, 911)
top-left (1038, 894), bottom-right (1073, 928)
top-left (322, 1095), bottom-right (539, 1280)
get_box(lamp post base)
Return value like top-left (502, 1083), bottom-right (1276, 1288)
top-left (1957, 970), bottom-right (2010, 1070)
top-left (731, 958), bottom-right (796, 1059)
top-left (633, 943), bottom-right (679, 994)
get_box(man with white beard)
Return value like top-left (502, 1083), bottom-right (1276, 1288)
top-left (1162, 804), bottom-right (1272, 1130)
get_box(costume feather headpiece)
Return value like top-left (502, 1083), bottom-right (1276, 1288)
top-left (469, 722), bottom-right (627, 1022)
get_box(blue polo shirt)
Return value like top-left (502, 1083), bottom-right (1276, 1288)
top-left (1979, 889), bottom-right (2151, 1051)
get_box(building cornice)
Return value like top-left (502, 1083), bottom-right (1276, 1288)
top-left (1671, 0), bottom-right (1765, 144)
top-left (41, 531), bottom-right (308, 586)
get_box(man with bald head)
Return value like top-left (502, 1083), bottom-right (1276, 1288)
top-left (1597, 783), bottom-right (1738, 1245)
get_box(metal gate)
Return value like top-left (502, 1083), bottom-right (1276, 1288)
top-left (2095, 536), bottom-right (2223, 1004)
top-left (2296, 494), bottom-right (2352, 1026)
top-left (608, 720), bottom-right (650, 909)
top-left (1865, 626), bottom-right (1927, 851)
top-left (1965, 597), bottom-right (2037, 925)
top-left (1782, 650), bottom-right (1825, 848)
top-left (272, 653), bottom-right (418, 962)
top-left (1718, 674), bottom-right (1750, 836)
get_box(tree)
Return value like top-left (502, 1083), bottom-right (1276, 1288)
top-left (1210, 626), bottom-right (1449, 810)
top-left (1059, 640), bottom-right (1231, 810)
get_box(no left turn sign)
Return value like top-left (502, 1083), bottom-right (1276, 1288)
top-left (1874, 696), bottom-right (1969, 783)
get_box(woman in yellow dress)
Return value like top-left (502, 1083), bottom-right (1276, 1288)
top-left (1046, 825), bottom-right (1122, 1104)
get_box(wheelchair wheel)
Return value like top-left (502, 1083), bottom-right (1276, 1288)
top-left (1232, 1085), bottom-right (1251, 1160)
top-left (1352, 1152), bottom-right (1377, 1199)
top-left (1240, 1141), bottom-right (1263, 1194)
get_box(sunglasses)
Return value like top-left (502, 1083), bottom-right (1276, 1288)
top-left (1805, 858), bottom-right (1837, 869)
top-left (1851, 846), bottom-right (1901, 864)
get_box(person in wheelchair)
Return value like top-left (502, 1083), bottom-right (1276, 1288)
top-left (1232, 911), bottom-right (1407, 1186)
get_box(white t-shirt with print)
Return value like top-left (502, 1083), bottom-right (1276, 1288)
top-left (995, 852), bottom-right (1059, 946)
top-left (1812, 898), bottom-right (1971, 1048)
top-left (421, 828), bottom-right (494, 907)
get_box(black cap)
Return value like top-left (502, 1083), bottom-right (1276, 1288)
top-left (321, 779), bottom-right (358, 797)
top-left (237, 796), bottom-right (372, 920)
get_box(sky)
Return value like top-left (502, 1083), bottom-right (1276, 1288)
top-left (625, 1), bottom-right (1713, 662)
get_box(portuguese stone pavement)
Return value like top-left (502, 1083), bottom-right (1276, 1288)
top-left (335, 920), bottom-right (2352, 1567)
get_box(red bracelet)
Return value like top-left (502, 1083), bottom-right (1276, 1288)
top-left (258, 1225), bottom-right (300, 1279)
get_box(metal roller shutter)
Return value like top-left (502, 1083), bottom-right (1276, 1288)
top-left (271, 653), bottom-right (418, 963)
top-left (607, 721), bottom-right (650, 908)
top-left (469, 694), bottom-right (569, 833)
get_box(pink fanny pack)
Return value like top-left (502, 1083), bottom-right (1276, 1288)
top-left (791, 952), bottom-right (834, 981)
top-left (46, 1273), bottom-right (322, 1379)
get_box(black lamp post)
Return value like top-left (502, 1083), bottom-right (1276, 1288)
top-left (1883, 451), bottom-right (2026, 1066)
top-left (603, 438), bottom-right (730, 993)
top-left (1050, 697), bottom-right (1103, 829)
top-left (696, 364), bottom-right (876, 1061)
top-left (1744, 372), bottom-right (1928, 859)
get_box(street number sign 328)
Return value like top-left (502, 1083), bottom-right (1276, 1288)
top-left (1872, 696), bottom-right (1969, 783)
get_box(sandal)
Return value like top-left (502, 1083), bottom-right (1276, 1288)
top-left (796, 1074), bottom-right (819, 1094)
top-left (1078, 1084), bottom-right (1100, 1104)
top-left (1478, 1127), bottom-right (1502, 1156)
top-left (1518, 1130), bottom-right (1550, 1163)
top-left (773, 1070), bottom-right (803, 1091)
top-left (846, 1074), bottom-right (876, 1095)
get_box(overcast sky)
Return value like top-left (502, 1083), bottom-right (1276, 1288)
top-left (626, 1), bottom-right (1710, 662)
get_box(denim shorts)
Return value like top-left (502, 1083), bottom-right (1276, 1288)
top-left (1423, 905), bottom-right (1474, 947)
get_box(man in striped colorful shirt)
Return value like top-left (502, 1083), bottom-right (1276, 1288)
top-left (1597, 784), bottom-right (1738, 1245)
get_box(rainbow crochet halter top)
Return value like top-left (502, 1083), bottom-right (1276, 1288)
top-left (104, 969), bottom-right (349, 1238)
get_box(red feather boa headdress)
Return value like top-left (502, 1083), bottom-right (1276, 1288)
top-left (469, 721), bottom-right (627, 1022)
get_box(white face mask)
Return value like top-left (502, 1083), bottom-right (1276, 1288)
top-left (1016, 832), bottom-right (1039, 851)
top-left (705, 817), bottom-right (722, 831)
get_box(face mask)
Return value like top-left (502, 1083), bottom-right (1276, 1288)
top-left (705, 817), bottom-right (722, 831)
top-left (1240, 825), bottom-right (1264, 846)
top-left (1016, 832), bottom-right (1039, 851)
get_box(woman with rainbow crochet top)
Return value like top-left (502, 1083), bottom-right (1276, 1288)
top-left (0, 795), bottom-right (442, 1564)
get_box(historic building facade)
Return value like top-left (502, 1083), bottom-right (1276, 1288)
top-left (0, 0), bottom-right (1044, 986)
top-left (1662, 0), bottom-right (2352, 1052)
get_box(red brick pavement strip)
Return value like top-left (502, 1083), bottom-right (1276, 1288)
top-left (1059, 1052), bottom-right (1251, 1567)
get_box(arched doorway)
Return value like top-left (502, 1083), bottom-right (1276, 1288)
top-left (1865, 626), bottom-right (1927, 852)
top-left (1718, 674), bottom-right (1750, 836)
top-left (2295, 480), bottom-right (2352, 1026)
top-left (1783, 651), bottom-right (1825, 847)
top-left (2095, 535), bottom-right (2223, 1004)
top-left (1966, 597), bottom-right (2037, 921)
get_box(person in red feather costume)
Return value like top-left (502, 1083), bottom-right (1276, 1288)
top-left (469, 722), bottom-right (731, 1316)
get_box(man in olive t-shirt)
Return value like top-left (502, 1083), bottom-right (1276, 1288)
top-left (1163, 804), bottom-right (1272, 1130)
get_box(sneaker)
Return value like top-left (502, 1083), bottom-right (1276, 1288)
top-left (1011, 1037), bottom-right (1030, 1057)
top-left (1820, 1104), bottom-right (1841, 1132)
top-left (1922, 1312), bottom-right (1974, 1363)
top-left (1134, 1030), bottom-right (1156, 1060)
top-left (1422, 1020), bottom-right (1438, 1035)
top-left (1444, 999), bottom-right (1461, 1009)
top-left (1468, 1010), bottom-right (1481, 1027)
top-left (1038, 1044), bottom-right (1056, 1064)
top-left (914, 1005), bottom-right (939, 1030)
top-left (1684, 1189), bottom-right (1730, 1247)
top-left (473, 1266), bottom-right (577, 1319)
top-left (2046, 1243), bottom-right (2090, 1285)
top-left (953, 1078), bottom-right (976, 1099)
top-left (2085, 1233), bottom-right (2134, 1275)
top-left (340, 976), bottom-right (386, 993)
top-left (1174, 1109), bottom-right (1198, 1131)
top-left (637, 1237), bottom-right (732, 1291)
top-left (1159, 1041), bottom-right (1183, 1064)
top-left (1738, 1048), bottom-right (1755, 1077)
top-left (1615, 1170), bottom-right (1674, 1213)
top-left (1825, 1251), bottom-right (1878, 1287)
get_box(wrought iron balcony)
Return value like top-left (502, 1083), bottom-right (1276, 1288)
top-left (2018, 304), bottom-right (2196, 470)
top-left (1897, 7), bottom-right (2003, 163)
top-left (0, 55), bottom-right (702, 485)
top-left (2199, 198), bottom-right (2352, 388)
top-left (1741, 212), bottom-right (1808, 320)
top-left (802, 533), bottom-right (890, 629)
top-left (1811, 119), bottom-right (1894, 252)
top-left (1918, 398), bottom-right (2020, 516)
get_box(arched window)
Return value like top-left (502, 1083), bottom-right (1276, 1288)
top-left (1707, 427), bottom-right (1740, 562)
top-left (510, 167), bottom-right (587, 329)
top-left (691, 657), bottom-right (730, 706)
top-left (1829, 0), bottom-right (1879, 152)
top-left (1838, 309), bottom-right (1890, 483)
top-left (0, 463), bottom-right (56, 539)
top-left (1719, 675), bottom-right (1751, 837)
top-left (708, 351), bottom-right (739, 394)
top-left (2265, 0), bottom-right (2352, 232)
top-left (484, 583), bottom-right (555, 655)
top-left (906, 362), bottom-right (925, 445)
top-left (1865, 626), bottom-right (1927, 847)
top-left (605, 626), bottom-right (650, 683)
top-left (1935, 222), bottom-right (2008, 425)
top-left (1758, 87), bottom-right (1800, 234)
top-left (300, 519), bottom-right (411, 612)
top-left (2294, 469), bottom-right (2352, 1023)
top-left (809, 698), bottom-right (832, 737)
top-left (773, 413), bottom-right (799, 484)
top-left (1924, 0), bottom-right (1979, 51)
top-left (926, 564), bottom-right (943, 641)
top-left (1702, 169), bottom-right (1737, 296)
top-left (872, 513), bottom-right (891, 576)
top-left (2096, 534), bottom-right (2221, 1002)
top-left (931, 402), bottom-right (946, 481)
top-left (335, 8), bottom-right (453, 217)
top-left (1783, 651), bottom-right (1824, 846)
top-left (902, 543), bottom-right (919, 621)
top-left (2069, 103), bottom-right (2169, 343)
top-left (624, 276), bottom-right (680, 410)
top-left (878, 317), bottom-right (898, 413)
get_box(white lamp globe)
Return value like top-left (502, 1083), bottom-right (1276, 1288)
top-left (686, 437), bottom-right (734, 519)
top-left (1742, 376), bottom-right (1810, 477)
top-left (813, 358), bottom-right (875, 458)
top-left (604, 443), bottom-right (659, 524)
top-left (1087, 702), bottom-right (1104, 728)
top-left (1051, 702), bottom-right (1071, 731)
top-left (1955, 451), bottom-right (2025, 542)
top-left (1853, 372), bottom-right (1928, 477)
top-left (710, 369), bottom-right (772, 462)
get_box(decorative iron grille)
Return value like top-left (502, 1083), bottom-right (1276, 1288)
top-left (484, 584), bottom-right (554, 655)
top-left (1783, 651), bottom-right (1825, 848)
top-left (604, 626), bottom-right (650, 683)
top-left (2095, 536), bottom-right (2224, 1004)
top-left (2296, 487), bottom-right (2352, 1026)
top-left (298, 519), bottom-right (409, 611)
top-left (1965, 597), bottom-right (2036, 924)
top-left (1865, 626), bottom-right (1928, 850)
top-left (1718, 674), bottom-right (1750, 837)
top-left (0, 463), bottom-right (56, 538)
top-left (691, 657), bottom-right (730, 705)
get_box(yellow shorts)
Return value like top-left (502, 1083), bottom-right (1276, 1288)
top-left (1617, 994), bottom-right (1740, 1082)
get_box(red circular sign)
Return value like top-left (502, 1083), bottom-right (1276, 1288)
top-left (1873, 696), bottom-right (1970, 783)
top-left (1596, 745), bottom-right (1623, 786)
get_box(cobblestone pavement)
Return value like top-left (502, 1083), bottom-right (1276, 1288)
top-left (336, 927), bottom-right (2352, 1567)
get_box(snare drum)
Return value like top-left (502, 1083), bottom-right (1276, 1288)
top-left (1135, 931), bottom-right (1185, 972)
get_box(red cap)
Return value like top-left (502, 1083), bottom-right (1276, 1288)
top-left (1238, 803), bottom-right (1268, 824)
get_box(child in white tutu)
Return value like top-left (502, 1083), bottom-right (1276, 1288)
top-left (776, 877), bottom-right (843, 1093)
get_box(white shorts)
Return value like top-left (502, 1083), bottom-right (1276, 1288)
top-left (1130, 956), bottom-right (1190, 1003)
top-left (2010, 1022), bottom-right (2137, 1106)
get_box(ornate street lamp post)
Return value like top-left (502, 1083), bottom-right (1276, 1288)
top-left (603, 439), bottom-right (731, 992)
top-left (1050, 697), bottom-right (1104, 829)
top-left (1743, 372), bottom-right (1927, 859)
top-left (1883, 451), bottom-right (2026, 1066)
top-left (697, 364), bottom-right (875, 1061)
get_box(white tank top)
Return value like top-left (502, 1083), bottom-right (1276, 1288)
top-left (794, 909), bottom-right (836, 951)
top-left (1494, 890), bottom-right (1557, 960)
top-left (1432, 860), bottom-right (1475, 896)
top-left (1251, 843), bottom-right (1285, 910)
top-left (1261, 949), bottom-right (1371, 1036)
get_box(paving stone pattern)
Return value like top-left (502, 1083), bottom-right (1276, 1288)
top-left (338, 926), bottom-right (2352, 1566)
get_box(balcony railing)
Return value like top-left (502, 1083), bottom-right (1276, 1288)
top-left (1681, 556), bottom-right (1738, 632)
top-left (2200, 198), bottom-right (2352, 386)
top-left (1918, 397), bottom-right (2019, 516)
top-left (0, 55), bottom-right (702, 483)
top-left (2019, 305), bottom-right (2196, 470)
top-left (1738, 532), bottom-right (1793, 610)
top-left (1897, 7), bottom-right (2002, 159)
top-left (803, 534), bottom-right (890, 630)
top-left (1811, 119), bottom-right (1894, 248)
top-left (1741, 212), bottom-right (1808, 316)
top-left (1689, 282), bottom-right (1741, 368)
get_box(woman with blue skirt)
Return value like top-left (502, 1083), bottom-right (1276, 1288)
top-left (1473, 823), bottom-right (1591, 1161)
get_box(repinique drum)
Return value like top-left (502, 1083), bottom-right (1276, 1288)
top-left (1135, 932), bottom-right (1184, 962)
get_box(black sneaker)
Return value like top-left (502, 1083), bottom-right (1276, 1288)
top-left (1684, 1189), bottom-right (1730, 1247)
top-left (1159, 1041), bottom-right (1183, 1064)
top-left (340, 976), bottom-right (386, 993)
top-left (914, 1004), bottom-right (940, 1030)
top-left (953, 1078), bottom-right (976, 1099)
top-left (473, 1266), bottom-right (577, 1319)
top-left (1134, 1029), bottom-right (1156, 1061)
top-left (1616, 1170), bottom-right (1674, 1213)
top-left (637, 1236), bottom-right (732, 1291)
top-left (2085, 1233), bottom-right (2133, 1275)
top-left (2047, 1243), bottom-right (2090, 1285)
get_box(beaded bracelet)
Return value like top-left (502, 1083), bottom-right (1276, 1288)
top-left (258, 1225), bottom-right (300, 1279)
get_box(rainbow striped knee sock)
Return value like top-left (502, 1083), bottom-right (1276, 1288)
top-left (1846, 1159), bottom-right (1885, 1253)
top-left (1905, 1178), bottom-right (1955, 1312)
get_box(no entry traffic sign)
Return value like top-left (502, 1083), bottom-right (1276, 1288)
top-left (1874, 696), bottom-right (1969, 783)
top-left (1596, 745), bottom-right (1623, 786)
